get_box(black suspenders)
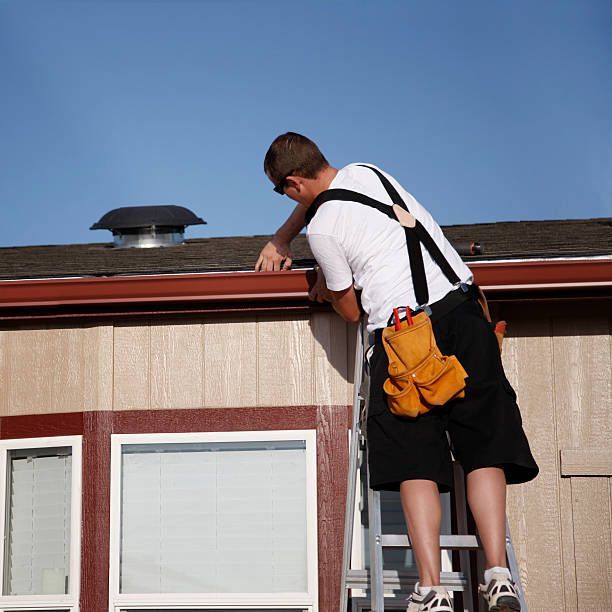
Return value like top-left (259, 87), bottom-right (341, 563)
top-left (305, 165), bottom-right (462, 307)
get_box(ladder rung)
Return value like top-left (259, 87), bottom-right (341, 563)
top-left (346, 569), bottom-right (470, 591)
top-left (381, 534), bottom-right (480, 550)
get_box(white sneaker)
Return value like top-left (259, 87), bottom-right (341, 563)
top-left (479, 571), bottom-right (521, 611)
top-left (405, 583), bottom-right (453, 612)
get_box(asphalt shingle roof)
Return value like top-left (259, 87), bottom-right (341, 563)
top-left (0, 218), bottom-right (610, 281)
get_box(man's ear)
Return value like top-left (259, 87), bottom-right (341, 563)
top-left (284, 176), bottom-right (301, 193)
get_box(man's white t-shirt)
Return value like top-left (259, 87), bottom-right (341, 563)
top-left (306, 163), bottom-right (473, 332)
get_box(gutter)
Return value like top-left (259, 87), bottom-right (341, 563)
top-left (468, 259), bottom-right (611, 290)
top-left (0, 259), bottom-right (609, 321)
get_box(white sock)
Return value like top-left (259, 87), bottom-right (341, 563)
top-left (484, 566), bottom-right (511, 585)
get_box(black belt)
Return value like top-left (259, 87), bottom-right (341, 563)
top-left (373, 283), bottom-right (477, 344)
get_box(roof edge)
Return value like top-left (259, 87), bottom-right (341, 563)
top-left (0, 260), bottom-right (610, 317)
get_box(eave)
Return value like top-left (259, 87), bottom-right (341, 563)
top-left (0, 258), bottom-right (610, 323)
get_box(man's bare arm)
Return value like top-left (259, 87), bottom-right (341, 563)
top-left (329, 286), bottom-right (361, 322)
top-left (308, 268), bottom-right (361, 322)
top-left (254, 204), bottom-right (307, 271)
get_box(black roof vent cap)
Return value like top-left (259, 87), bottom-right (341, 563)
top-left (91, 204), bottom-right (205, 231)
top-left (90, 204), bottom-right (206, 248)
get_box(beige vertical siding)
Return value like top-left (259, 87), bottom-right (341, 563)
top-left (203, 318), bottom-right (258, 408)
top-left (256, 316), bottom-right (315, 406)
top-left (0, 324), bottom-right (113, 415)
top-left (150, 321), bottom-right (204, 409)
top-left (503, 320), bottom-right (561, 605)
top-left (0, 313), bottom-right (353, 415)
top-left (113, 322), bottom-right (151, 411)
top-left (312, 312), bottom-right (351, 406)
top-left (551, 317), bottom-right (612, 610)
top-left (505, 314), bottom-right (612, 611)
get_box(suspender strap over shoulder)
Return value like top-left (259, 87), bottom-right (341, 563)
top-left (306, 165), bottom-right (461, 306)
top-left (359, 165), bottom-right (461, 303)
top-left (306, 189), bottom-right (397, 223)
top-left (358, 164), bottom-right (404, 207)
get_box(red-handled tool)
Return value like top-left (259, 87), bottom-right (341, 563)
top-left (405, 307), bottom-right (413, 326)
top-left (393, 308), bottom-right (401, 331)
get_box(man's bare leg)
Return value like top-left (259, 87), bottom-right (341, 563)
top-left (466, 466), bottom-right (507, 568)
top-left (400, 470), bottom-right (507, 580)
top-left (399, 479), bottom-right (442, 585)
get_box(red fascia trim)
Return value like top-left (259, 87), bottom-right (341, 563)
top-left (470, 259), bottom-right (612, 289)
top-left (0, 259), bottom-right (609, 310)
top-left (0, 270), bottom-right (314, 308)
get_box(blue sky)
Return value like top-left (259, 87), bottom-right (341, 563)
top-left (1, 0), bottom-right (611, 247)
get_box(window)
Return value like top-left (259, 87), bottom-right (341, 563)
top-left (0, 436), bottom-right (81, 612)
top-left (109, 431), bottom-right (318, 612)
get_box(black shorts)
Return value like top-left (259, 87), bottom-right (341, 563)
top-left (366, 297), bottom-right (539, 492)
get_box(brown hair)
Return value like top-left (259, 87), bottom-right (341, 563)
top-left (263, 132), bottom-right (329, 184)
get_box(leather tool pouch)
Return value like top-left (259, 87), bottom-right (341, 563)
top-left (382, 312), bottom-right (468, 418)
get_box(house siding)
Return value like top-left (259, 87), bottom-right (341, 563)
top-left (503, 313), bottom-right (612, 611)
top-left (0, 314), bottom-right (354, 412)
top-left (1, 309), bottom-right (611, 610)
top-left (0, 323), bottom-right (113, 415)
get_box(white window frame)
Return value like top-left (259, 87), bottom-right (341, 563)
top-left (0, 435), bottom-right (82, 612)
top-left (109, 430), bottom-right (318, 612)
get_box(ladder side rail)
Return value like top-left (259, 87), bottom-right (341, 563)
top-left (339, 321), bottom-right (366, 612)
top-left (453, 462), bottom-right (475, 612)
top-left (367, 474), bottom-right (385, 611)
top-left (505, 518), bottom-right (528, 611)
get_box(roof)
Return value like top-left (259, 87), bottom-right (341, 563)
top-left (0, 218), bottom-right (610, 281)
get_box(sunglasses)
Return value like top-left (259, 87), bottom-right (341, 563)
top-left (273, 172), bottom-right (294, 195)
top-left (273, 178), bottom-right (286, 195)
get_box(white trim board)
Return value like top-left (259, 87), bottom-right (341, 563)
top-left (0, 436), bottom-right (82, 612)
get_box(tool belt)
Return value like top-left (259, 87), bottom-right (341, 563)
top-left (381, 306), bottom-right (468, 418)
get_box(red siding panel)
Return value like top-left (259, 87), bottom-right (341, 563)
top-left (0, 411), bottom-right (84, 439)
top-left (80, 410), bottom-right (113, 612)
top-left (113, 405), bottom-right (318, 433)
top-left (316, 405), bottom-right (351, 611)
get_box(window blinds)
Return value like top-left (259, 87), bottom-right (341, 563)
top-left (4, 448), bottom-right (72, 596)
top-left (120, 441), bottom-right (308, 595)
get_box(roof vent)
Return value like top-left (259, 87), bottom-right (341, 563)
top-left (90, 205), bottom-right (206, 248)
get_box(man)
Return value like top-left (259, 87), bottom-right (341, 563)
top-left (257, 132), bottom-right (538, 612)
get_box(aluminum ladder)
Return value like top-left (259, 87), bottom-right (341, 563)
top-left (339, 321), bottom-right (528, 611)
